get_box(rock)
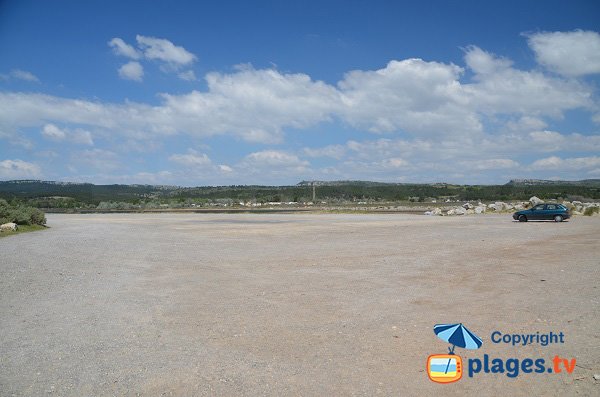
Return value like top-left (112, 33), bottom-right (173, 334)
top-left (529, 196), bottom-right (543, 206)
top-left (431, 207), bottom-right (442, 216)
top-left (593, 374), bottom-right (600, 381)
top-left (0, 222), bottom-right (18, 232)
top-left (489, 202), bottom-right (508, 212)
top-left (447, 207), bottom-right (466, 216)
top-left (513, 204), bottom-right (524, 210)
top-left (466, 209), bottom-right (475, 215)
top-left (462, 203), bottom-right (474, 210)
top-left (474, 206), bottom-right (486, 214)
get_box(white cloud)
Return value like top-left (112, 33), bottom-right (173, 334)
top-left (169, 150), bottom-right (212, 167)
top-left (118, 61), bottom-right (144, 81)
top-left (338, 59), bottom-right (480, 136)
top-left (108, 37), bottom-right (141, 59)
top-left (10, 69), bottom-right (39, 82)
top-left (41, 124), bottom-right (93, 145)
top-left (159, 66), bottom-right (340, 143)
top-left (460, 158), bottom-right (519, 170)
top-left (72, 129), bottom-right (94, 145)
top-left (73, 149), bottom-right (119, 171)
top-left (530, 156), bottom-right (600, 171)
top-left (463, 46), bottom-right (592, 117)
top-left (304, 144), bottom-right (346, 159)
top-left (136, 35), bottom-right (196, 66)
top-left (109, 36), bottom-right (196, 81)
top-left (3, 31), bottom-right (600, 186)
top-left (178, 70), bottom-right (197, 81)
top-left (244, 150), bottom-right (307, 166)
top-left (0, 159), bottom-right (41, 179)
top-left (42, 123), bottom-right (66, 140)
top-left (527, 30), bottom-right (600, 76)
top-left (381, 157), bottom-right (410, 168)
top-left (464, 45), bottom-right (513, 75)
top-left (1, 69), bottom-right (40, 83)
top-left (236, 150), bottom-right (311, 179)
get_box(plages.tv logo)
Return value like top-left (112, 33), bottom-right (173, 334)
top-left (427, 323), bottom-right (483, 383)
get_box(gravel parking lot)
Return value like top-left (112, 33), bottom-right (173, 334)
top-left (1, 213), bottom-right (599, 396)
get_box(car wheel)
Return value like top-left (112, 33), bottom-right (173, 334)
top-left (518, 215), bottom-right (527, 222)
top-left (554, 215), bottom-right (563, 222)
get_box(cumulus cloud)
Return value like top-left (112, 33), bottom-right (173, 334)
top-left (169, 150), bottom-right (212, 167)
top-left (108, 37), bottom-right (141, 59)
top-left (463, 46), bottom-right (592, 117)
top-left (71, 129), bottom-right (94, 146)
top-left (530, 156), bottom-right (600, 171)
top-left (4, 41), bottom-right (596, 147)
top-left (118, 61), bottom-right (144, 81)
top-left (527, 30), bottom-right (600, 76)
top-left (178, 70), bottom-right (197, 81)
top-left (159, 67), bottom-right (340, 143)
top-left (73, 149), bottom-right (119, 171)
top-left (4, 31), bottom-right (600, 183)
top-left (304, 144), bottom-right (346, 159)
top-left (464, 45), bottom-right (513, 75)
top-left (11, 69), bottom-right (40, 82)
top-left (338, 59), bottom-right (480, 136)
top-left (461, 158), bottom-right (519, 170)
top-left (42, 123), bottom-right (66, 140)
top-left (136, 35), bottom-right (196, 66)
top-left (0, 159), bottom-right (41, 179)
top-left (108, 35), bottom-right (196, 80)
top-left (241, 150), bottom-right (310, 178)
top-left (1, 69), bottom-right (40, 83)
top-left (244, 150), bottom-right (308, 167)
top-left (41, 123), bottom-right (93, 145)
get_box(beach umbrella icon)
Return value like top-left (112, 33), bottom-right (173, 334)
top-left (433, 323), bottom-right (482, 354)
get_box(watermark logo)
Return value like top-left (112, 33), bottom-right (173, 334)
top-left (427, 354), bottom-right (463, 383)
top-left (426, 323), bottom-right (576, 383)
top-left (426, 323), bottom-right (482, 383)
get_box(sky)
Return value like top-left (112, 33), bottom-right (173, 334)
top-left (1, 0), bottom-right (600, 186)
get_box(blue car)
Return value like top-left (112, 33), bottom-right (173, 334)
top-left (512, 203), bottom-right (570, 222)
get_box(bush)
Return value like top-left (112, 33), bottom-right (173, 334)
top-left (583, 206), bottom-right (599, 216)
top-left (0, 199), bottom-right (46, 225)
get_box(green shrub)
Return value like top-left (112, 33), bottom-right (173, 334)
top-left (0, 200), bottom-right (46, 225)
top-left (28, 208), bottom-right (47, 225)
top-left (583, 206), bottom-right (599, 216)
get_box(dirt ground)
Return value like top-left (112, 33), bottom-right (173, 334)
top-left (1, 213), bottom-right (599, 396)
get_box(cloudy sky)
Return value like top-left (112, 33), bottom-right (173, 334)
top-left (1, 1), bottom-right (599, 185)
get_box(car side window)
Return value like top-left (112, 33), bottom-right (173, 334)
top-left (546, 205), bottom-right (556, 210)
top-left (534, 204), bottom-right (545, 210)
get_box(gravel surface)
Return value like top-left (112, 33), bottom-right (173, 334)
top-left (1, 213), bottom-right (599, 396)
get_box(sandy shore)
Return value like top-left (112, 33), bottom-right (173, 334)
top-left (1, 213), bottom-right (599, 396)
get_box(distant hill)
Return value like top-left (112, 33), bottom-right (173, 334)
top-left (1, 179), bottom-right (599, 207)
top-left (506, 179), bottom-right (600, 186)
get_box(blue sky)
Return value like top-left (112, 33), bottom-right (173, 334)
top-left (1, 0), bottom-right (599, 185)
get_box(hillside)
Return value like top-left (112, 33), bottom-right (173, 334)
top-left (0, 179), bottom-right (599, 209)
